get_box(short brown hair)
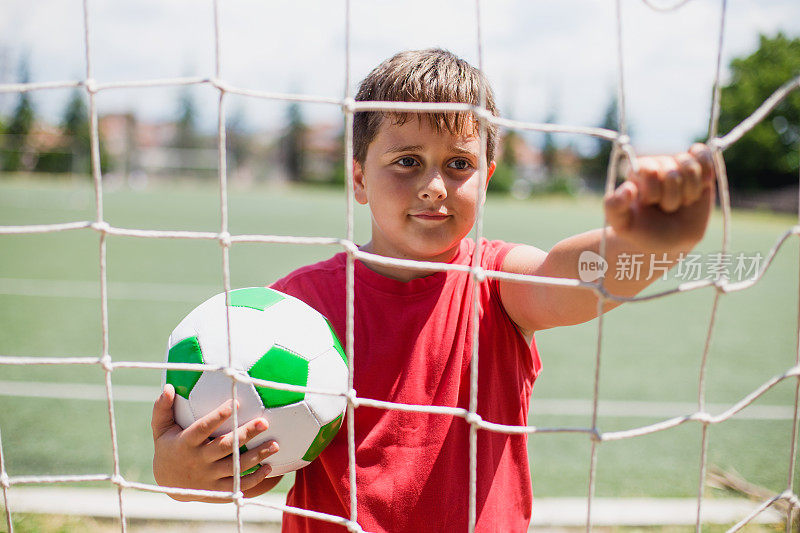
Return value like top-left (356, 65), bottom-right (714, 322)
top-left (353, 48), bottom-right (498, 165)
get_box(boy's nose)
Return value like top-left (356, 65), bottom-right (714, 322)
top-left (418, 171), bottom-right (447, 201)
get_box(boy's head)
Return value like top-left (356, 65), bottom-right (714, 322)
top-left (353, 48), bottom-right (498, 167)
top-left (351, 49), bottom-right (500, 267)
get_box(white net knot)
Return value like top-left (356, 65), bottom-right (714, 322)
top-left (0, 472), bottom-right (10, 489)
top-left (111, 474), bottom-right (125, 487)
top-left (707, 137), bottom-right (723, 151)
top-left (83, 78), bottom-right (97, 94)
top-left (465, 412), bottom-right (482, 426)
top-left (212, 78), bottom-right (231, 93)
top-left (616, 134), bottom-right (631, 146)
top-left (218, 231), bottom-right (232, 248)
top-left (345, 389), bottom-right (359, 408)
top-left (346, 520), bottom-right (365, 533)
top-left (99, 353), bottom-right (113, 373)
top-left (342, 97), bottom-right (355, 113)
top-left (592, 283), bottom-right (608, 299)
top-left (471, 267), bottom-right (486, 282)
top-left (472, 106), bottom-right (492, 123)
top-left (91, 220), bottom-right (110, 234)
top-left (712, 278), bottom-right (728, 293)
top-left (780, 490), bottom-right (800, 507)
top-left (691, 411), bottom-right (712, 424)
top-left (341, 239), bottom-right (358, 254)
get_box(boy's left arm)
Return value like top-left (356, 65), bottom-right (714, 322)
top-left (499, 143), bottom-right (716, 333)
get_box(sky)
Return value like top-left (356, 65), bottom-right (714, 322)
top-left (1, 0), bottom-right (799, 154)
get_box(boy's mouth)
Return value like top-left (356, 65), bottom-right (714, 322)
top-left (410, 211), bottom-right (450, 221)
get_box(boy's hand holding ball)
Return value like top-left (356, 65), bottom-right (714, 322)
top-left (151, 384), bottom-right (280, 502)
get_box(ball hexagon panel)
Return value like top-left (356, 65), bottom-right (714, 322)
top-left (245, 401), bottom-right (321, 476)
top-left (273, 459), bottom-right (312, 477)
top-left (167, 292), bottom-right (225, 349)
top-left (305, 347), bottom-right (348, 424)
top-left (189, 370), bottom-right (265, 438)
top-left (324, 319), bottom-right (347, 365)
top-left (229, 287), bottom-right (285, 311)
top-left (197, 305), bottom-right (280, 369)
top-left (172, 393), bottom-right (195, 432)
top-left (303, 413), bottom-right (344, 462)
top-left (166, 336), bottom-right (204, 399)
top-left (259, 296), bottom-right (335, 361)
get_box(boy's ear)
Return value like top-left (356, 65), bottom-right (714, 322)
top-left (353, 160), bottom-right (368, 205)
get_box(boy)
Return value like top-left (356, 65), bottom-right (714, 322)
top-left (151, 49), bottom-right (715, 532)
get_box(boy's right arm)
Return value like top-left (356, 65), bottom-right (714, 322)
top-left (151, 384), bottom-right (284, 502)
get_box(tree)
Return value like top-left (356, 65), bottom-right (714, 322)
top-left (582, 95), bottom-right (619, 186)
top-left (2, 57), bottom-right (35, 172)
top-left (36, 88), bottom-right (111, 175)
top-left (716, 33), bottom-right (800, 190)
top-left (541, 111), bottom-right (558, 180)
top-left (280, 102), bottom-right (307, 182)
top-left (174, 87), bottom-right (199, 149)
top-left (62, 89), bottom-right (91, 173)
top-left (489, 129), bottom-right (516, 193)
top-left (326, 123), bottom-right (346, 187)
top-left (226, 105), bottom-right (250, 171)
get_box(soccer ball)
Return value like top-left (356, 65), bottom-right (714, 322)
top-left (163, 287), bottom-right (348, 477)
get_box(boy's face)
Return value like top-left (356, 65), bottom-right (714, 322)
top-left (354, 115), bottom-right (495, 263)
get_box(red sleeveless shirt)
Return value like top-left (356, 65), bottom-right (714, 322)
top-left (270, 238), bottom-right (541, 533)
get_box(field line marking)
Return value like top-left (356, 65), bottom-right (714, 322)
top-left (0, 277), bottom-right (219, 303)
top-left (0, 380), bottom-right (794, 419)
top-left (5, 487), bottom-right (782, 526)
top-left (0, 192), bottom-right (93, 211)
top-left (532, 398), bottom-right (795, 421)
top-left (0, 380), bottom-right (160, 402)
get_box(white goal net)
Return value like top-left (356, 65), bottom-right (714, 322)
top-left (1, 0), bottom-right (799, 532)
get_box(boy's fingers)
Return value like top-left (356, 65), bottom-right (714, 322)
top-left (657, 156), bottom-right (682, 213)
top-left (212, 460), bottom-right (272, 495)
top-left (212, 440), bottom-right (278, 478)
top-left (184, 400), bottom-right (236, 446)
top-left (676, 152), bottom-right (703, 205)
top-left (243, 441), bottom-right (279, 472)
top-left (151, 384), bottom-right (176, 439)
top-left (689, 143), bottom-right (715, 185)
top-left (630, 158), bottom-right (661, 205)
top-left (236, 442), bottom-right (277, 477)
top-left (239, 461), bottom-right (273, 492)
top-left (604, 181), bottom-right (636, 230)
top-left (209, 417), bottom-right (269, 461)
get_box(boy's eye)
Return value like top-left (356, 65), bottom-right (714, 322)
top-left (396, 156), bottom-right (418, 167)
top-left (448, 159), bottom-right (471, 170)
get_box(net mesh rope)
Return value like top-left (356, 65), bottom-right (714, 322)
top-left (1, 0), bottom-right (799, 531)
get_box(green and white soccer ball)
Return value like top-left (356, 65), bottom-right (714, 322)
top-left (164, 287), bottom-right (348, 477)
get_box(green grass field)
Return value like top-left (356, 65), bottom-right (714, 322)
top-left (0, 176), bottom-right (798, 503)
